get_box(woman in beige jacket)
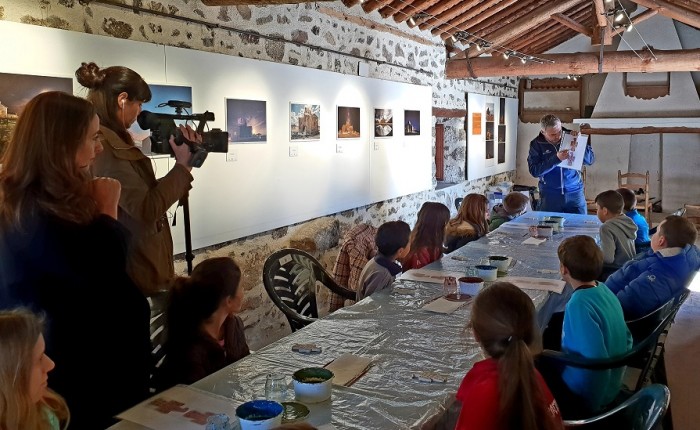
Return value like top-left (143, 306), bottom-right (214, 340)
top-left (76, 62), bottom-right (197, 296)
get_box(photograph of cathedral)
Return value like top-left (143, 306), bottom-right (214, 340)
top-left (0, 72), bottom-right (72, 155)
top-left (290, 103), bottom-right (320, 141)
top-left (129, 84), bottom-right (192, 147)
top-left (226, 98), bottom-right (267, 143)
top-left (374, 108), bottom-right (393, 138)
top-left (337, 106), bottom-right (361, 139)
top-left (404, 110), bottom-right (421, 136)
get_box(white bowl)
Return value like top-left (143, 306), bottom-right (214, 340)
top-left (292, 367), bottom-right (334, 404)
top-left (458, 277), bottom-right (484, 295)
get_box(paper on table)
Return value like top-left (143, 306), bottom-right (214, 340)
top-left (499, 276), bottom-right (566, 294)
top-left (325, 353), bottom-right (372, 386)
top-left (117, 385), bottom-right (237, 430)
top-left (400, 269), bottom-right (465, 284)
top-left (421, 297), bottom-right (466, 314)
top-left (522, 237), bottom-right (547, 245)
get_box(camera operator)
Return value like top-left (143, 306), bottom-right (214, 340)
top-left (76, 62), bottom-right (197, 297)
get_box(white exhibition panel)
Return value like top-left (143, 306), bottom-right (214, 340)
top-left (466, 93), bottom-right (517, 181)
top-left (0, 21), bottom-right (432, 252)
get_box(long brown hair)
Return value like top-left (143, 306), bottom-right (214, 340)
top-left (0, 91), bottom-right (98, 227)
top-left (449, 193), bottom-right (489, 236)
top-left (75, 62), bottom-right (151, 145)
top-left (0, 309), bottom-right (70, 430)
top-left (470, 282), bottom-right (561, 430)
top-left (404, 202), bottom-right (450, 260)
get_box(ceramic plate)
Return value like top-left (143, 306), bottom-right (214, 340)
top-left (444, 293), bottom-right (473, 302)
top-left (281, 401), bottom-right (310, 423)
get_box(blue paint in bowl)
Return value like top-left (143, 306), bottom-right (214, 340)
top-left (236, 400), bottom-right (284, 422)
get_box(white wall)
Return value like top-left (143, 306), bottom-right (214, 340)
top-left (0, 20), bottom-right (432, 252)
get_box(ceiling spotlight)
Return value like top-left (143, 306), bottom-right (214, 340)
top-left (503, 51), bottom-right (510, 59)
top-left (627, 23), bottom-right (634, 32)
top-left (450, 35), bottom-right (457, 43)
top-left (567, 74), bottom-right (572, 79)
top-left (615, 11), bottom-right (625, 22)
top-left (408, 16), bottom-right (416, 26)
top-left (572, 75), bottom-right (578, 81)
top-left (476, 43), bottom-right (483, 51)
top-left (521, 56), bottom-right (527, 64)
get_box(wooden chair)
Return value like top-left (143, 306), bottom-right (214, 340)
top-left (618, 170), bottom-right (654, 225)
top-left (582, 166), bottom-right (597, 215)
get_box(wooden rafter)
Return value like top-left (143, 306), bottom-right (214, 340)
top-left (591, 0), bottom-right (608, 27)
top-left (528, 30), bottom-right (578, 54)
top-left (551, 12), bottom-right (592, 37)
top-left (612, 9), bottom-right (658, 35)
top-left (453, 0), bottom-right (586, 60)
top-left (628, 0), bottom-right (700, 29)
top-left (418, 0), bottom-right (479, 30)
top-left (446, 48), bottom-right (700, 78)
top-left (389, 0), bottom-right (441, 23)
top-left (469, 0), bottom-right (553, 38)
top-left (341, 0), bottom-right (361, 7)
top-left (435, 0), bottom-right (519, 39)
top-left (379, 0), bottom-right (409, 19)
top-left (362, 0), bottom-right (396, 13)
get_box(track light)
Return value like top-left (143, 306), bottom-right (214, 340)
top-left (408, 16), bottom-right (416, 26)
top-left (521, 56), bottom-right (527, 64)
top-left (615, 11), bottom-right (625, 22)
top-left (450, 35), bottom-right (457, 43)
top-left (503, 51), bottom-right (510, 59)
top-left (627, 23), bottom-right (634, 32)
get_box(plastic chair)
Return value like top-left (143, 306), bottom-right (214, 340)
top-left (563, 384), bottom-right (670, 429)
top-left (262, 248), bottom-right (356, 332)
top-left (618, 170), bottom-right (654, 225)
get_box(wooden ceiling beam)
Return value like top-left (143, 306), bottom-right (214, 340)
top-left (446, 48), bottom-right (700, 78)
top-left (528, 30), bottom-right (578, 54)
top-left (453, 0), bottom-right (586, 60)
top-left (551, 12), bottom-right (593, 37)
top-left (341, 0), bottom-right (361, 7)
top-left (506, 23), bottom-right (560, 52)
top-left (202, 0), bottom-right (335, 3)
top-left (362, 0), bottom-right (396, 14)
top-left (591, 0), bottom-right (608, 27)
top-left (628, 0), bottom-right (700, 29)
top-left (469, 0), bottom-right (552, 38)
top-left (389, 0), bottom-right (441, 23)
top-left (418, 0), bottom-right (481, 31)
top-left (435, 0), bottom-right (519, 39)
top-left (612, 9), bottom-right (658, 35)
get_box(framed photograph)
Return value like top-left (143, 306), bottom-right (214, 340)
top-left (374, 108), bottom-right (393, 138)
top-left (337, 106), bottom-right (361, 139)
top-left (404, 110), bottom-right (420, 136)
top-left (129, 84), bottom-right (193, 145)
top-left (0, 72), bottom-right (72, 154)
top-left (227, 98), bottom-right (267, 143)
top-left (290, 103), bottom-right (320, 141)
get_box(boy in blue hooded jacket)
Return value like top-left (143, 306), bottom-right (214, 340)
top-left (528, 115), bottom-right (595, 214)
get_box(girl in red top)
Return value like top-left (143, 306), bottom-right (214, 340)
top-left (456, 282), bottom-right (563, 430)
top-left (401, 202), bottom-right (450, 271)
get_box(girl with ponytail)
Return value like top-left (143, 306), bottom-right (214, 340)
top-left (157, 257), bottom-right (250, 390)
top-left (455, 282), bottom-right (563, 430)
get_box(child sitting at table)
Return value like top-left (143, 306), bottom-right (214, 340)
top-left (157, 257), bottom-right (250, 390)
top-left (401, 202), bottom-right (450, 271)
top-left (617, 187), bottom-right (650, 246)
top-left (606, 215), bottom-right (700, 319)
top-left (547, 235), bottom-right (632, 418)
top-left (356, 221), bottom-right (411, 301)
top-left (444, 194), bottom-right (489, 253)
top-left (455, 282), bottom-right (563, 430)
top-left (595, 190), bottom-right (637, 277)
top-left (0, 309), bottom-right (70, 430)
top-left (488, 192), bottom-right (530, 231)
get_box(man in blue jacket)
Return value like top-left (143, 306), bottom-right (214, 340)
top-left (606, 215), bottom-right (700, 319)
top-left (528, 115), bottom-right (595, 213)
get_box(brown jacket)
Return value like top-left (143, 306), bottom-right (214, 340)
top-left (444, 220), bottom-right (479, 253)
top-left (93, 126), bottom-right (193, 295)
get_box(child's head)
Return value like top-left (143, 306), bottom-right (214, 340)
top-left (409, 202), bottom-right (450, 250)
top-left (375, 221), bottom-right (410, 260)
top-left (469, 282), bottom-right (557, 430)
top-left (502, 192), bottom-right (530, 216)
top-left (595, 190), bottom-right (625, 222)
top-left (168, 257), bottom-right (243, 338)
top-left (616, 188), bottom-right (637, 213)
top-left (452, 193), bottom-right (489, 235)
top-left (652, 215), bottom-right (698, 252)
top-left (0, 309), bottom-right (68, 429)
top-left (557, 235), bottom-right (603, 282)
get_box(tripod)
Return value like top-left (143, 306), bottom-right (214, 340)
top-left (180, 195), bottom-right (195, 275)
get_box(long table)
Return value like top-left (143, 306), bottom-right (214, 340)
top-left (111, 211), bottom-right (601, 430)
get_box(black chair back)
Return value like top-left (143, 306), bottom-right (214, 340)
top-left (262, 248), bottom-right (355, 332)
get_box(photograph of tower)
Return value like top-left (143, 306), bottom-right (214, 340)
top-left (374, 108), bottom-right (393, 138)
top-left (129, 84), bottom-right (192, 146)
top-left (404, 110), bottom-right (420, 136)
top-left (290, 103), bottom-right (320, 141)
top-left (0, 72), bottom-right (72, 155)
top-left (337, 106), bottom-right (361, 139)
top-left (226, 98), bottom-right (267, 143)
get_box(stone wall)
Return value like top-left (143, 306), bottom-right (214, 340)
top-left (2, 0), bottom-right (518, 349)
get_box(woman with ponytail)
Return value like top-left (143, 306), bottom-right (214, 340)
top-left (76, 62), bottom-right (197, 297)
top-left (455, 282), bottom-right (563, 430)
top-left (157, 257), bottom-right (250, 390)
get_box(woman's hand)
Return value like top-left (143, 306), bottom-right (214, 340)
top-left (91, 177), bottom-right (122, 219)
top-left (170, 124), bottom-right (202, 172)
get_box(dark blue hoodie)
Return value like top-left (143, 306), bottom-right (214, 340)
top-left (527, 129), bottom-right (595, 193)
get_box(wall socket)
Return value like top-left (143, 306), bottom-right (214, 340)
top-left (336, 143), bottom-right (344, 153)
top-left (373, 141), bottom-right (380, 151)
top-left (226, 152), bottom-right (237, 162)
top-left (289, 146), bottom-right (298, 157)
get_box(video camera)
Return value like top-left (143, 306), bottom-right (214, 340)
top-left (137, 100), bottom-right (228, 168)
